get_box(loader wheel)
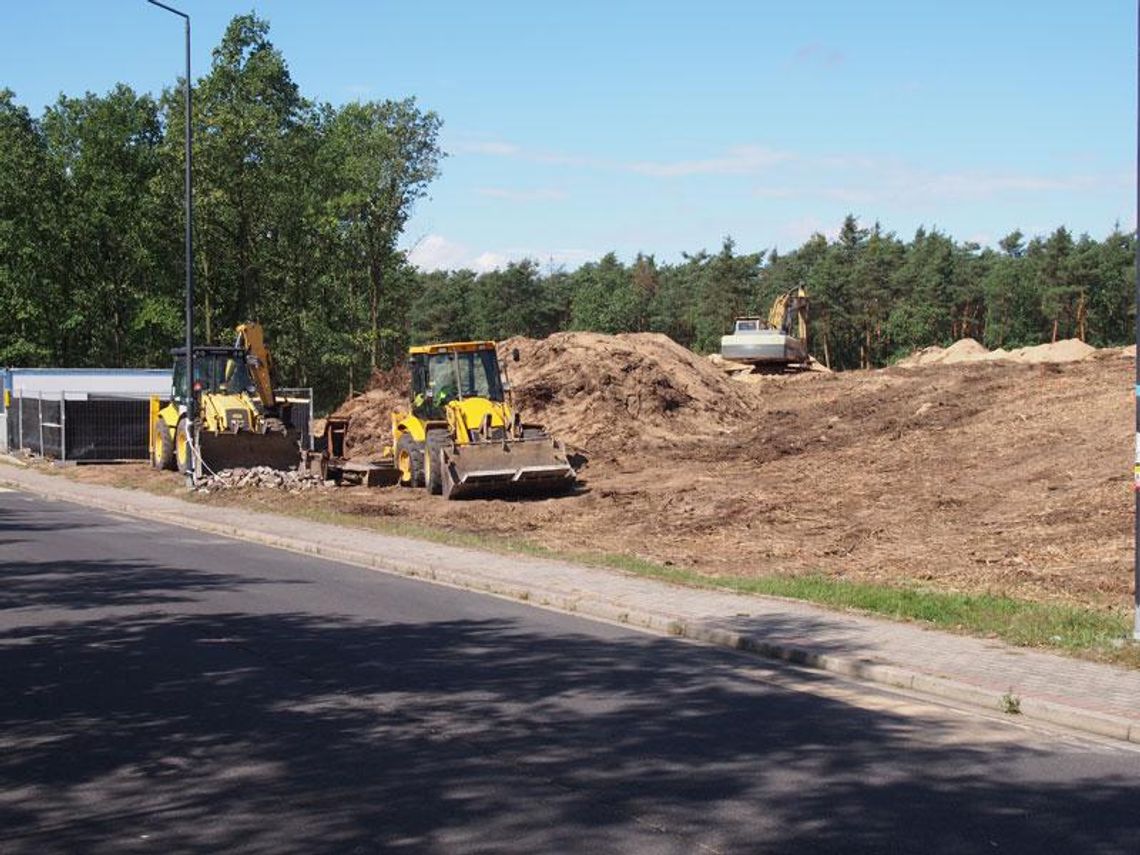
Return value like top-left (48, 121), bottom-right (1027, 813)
top-left (175, 419), bottom-right (194, 475)
top-left (152, 417), bottom-right (175, 471)
top-left (425, 430), bottom-right (449, 495)
top-left (396, 433), bottom-right (425, 487)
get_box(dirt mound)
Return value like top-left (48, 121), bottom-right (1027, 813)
top-left (502, 332), bottom-right (760, 452)
top-left (896, 344), bottom-right (949, 368)
top-left (940, 338), bottom-right (991, 364)
top-left (899, 337), bottom-right (1099, 368)
top-left (1003, 339), bottom-right (1096, 364)
top-left (897, 337), bottom-right (989, 367)
top-left (330, 365), bottom-right (409, 460)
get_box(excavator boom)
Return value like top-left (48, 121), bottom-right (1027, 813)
top-left (234, 322), bottom-right (276, 409)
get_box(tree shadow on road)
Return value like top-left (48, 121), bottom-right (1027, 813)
top-left (1, 551), bottom-right (1137, 854)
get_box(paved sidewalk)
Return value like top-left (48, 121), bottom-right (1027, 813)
top-left (3, 460), bottom-right (1140, 743)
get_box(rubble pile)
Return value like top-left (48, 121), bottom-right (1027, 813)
top-left (194, 466), bottom-right (325, 493)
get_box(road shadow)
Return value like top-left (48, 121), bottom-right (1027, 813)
top-left (1, 552), bottom-right (1137, 853)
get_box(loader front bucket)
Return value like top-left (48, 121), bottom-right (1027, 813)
top-left (196, 427), bottom-right (302, 474)
top-left (441, 435), bottom-right (576, 500)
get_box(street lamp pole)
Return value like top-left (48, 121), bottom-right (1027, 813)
top-left (146, 0), bottom-right (196, 472)
top-left (1134, 0), bottom-right (1139, 641)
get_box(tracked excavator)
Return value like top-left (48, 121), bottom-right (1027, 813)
top-left (720, 286), bottom-right (809, 368)
top-left (390, 341), bottom-right (576, 499)
top-left (149, 322), bottom-right (302, 475)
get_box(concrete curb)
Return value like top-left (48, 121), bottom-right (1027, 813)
top-left (3, 468), bottom-right (1137, 745)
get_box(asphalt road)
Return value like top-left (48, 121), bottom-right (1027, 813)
top-left (2, 488), bottom-right (1139, 854)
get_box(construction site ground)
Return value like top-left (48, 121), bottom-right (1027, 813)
top-left (54, 332), bottom-right (1136, 637)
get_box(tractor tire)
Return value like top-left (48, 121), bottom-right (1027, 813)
top-left (175, 419), bottom-right (194, 475)
top-left (152, 417), bottom-right (175, 471)
top-left (396, 432), bottom-right (425, 488)
top-left (425, 430), bottom-right (449, 495)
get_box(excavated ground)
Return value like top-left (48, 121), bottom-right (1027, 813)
top-left (65, 333), bottom-right (1135, 613)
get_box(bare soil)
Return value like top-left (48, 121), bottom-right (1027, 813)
top-left (65, 334), bottom-right (1135, 613)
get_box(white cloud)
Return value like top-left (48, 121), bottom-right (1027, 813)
top-left (405, 234), bottom-right (591, 273)
top-left (791, 43), bottom-right (847, 68)
top-left (453, 137), bottom-right (792, 178)
top-left (406, 234), bottom-right (473, 271)
top-left (451, 134), bottom-right (1124, 208)
top-left (628, 145), bottom-right (794, 178)
top-left (777, 216), bottom-right (839, 246)
top-left (451, 140), bottom-right (522, 157)
top-left (471, 251), bottom-right (509, 272)
top-left (476, 186), bottom-right (568, 202)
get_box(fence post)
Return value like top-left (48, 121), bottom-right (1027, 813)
top-left (38, 391), bottom-right (44, 457)
top-left (59, 392), bottom-right (67, 461)
top-left (16, 394), bottom-right (22, 451)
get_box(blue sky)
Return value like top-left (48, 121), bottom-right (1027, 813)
top-left (3, 1), bottom-right (1136, 271)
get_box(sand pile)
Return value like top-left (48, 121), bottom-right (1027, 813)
top-left (897, 338), bottom-right (990, 367)
top-left (329, 365), bottom-right (408, 459)
top-left (501, 331), bottom-right (758, 451)
top-left (1003, 339), bottom-right (1097, 363)
top-left (897, 337), bottom-right (1098, 368)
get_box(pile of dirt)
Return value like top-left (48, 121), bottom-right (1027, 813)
top-left (329, 365), bottom-right (409, 460)
top-left (500, 332), bottom-right (761, 452)
top-left (897, 337), bottom-right (1098, 368)
top-left (896, 337), bottom-right (992, 367)
top-left (1002, 339), bottom-right (1097, 364)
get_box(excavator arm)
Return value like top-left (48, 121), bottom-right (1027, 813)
top-left (234, 322), bottom-right (276, 408)
top-left (768, 287), bottom-right (808, 347)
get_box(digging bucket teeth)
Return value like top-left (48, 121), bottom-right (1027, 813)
top-left (197, 428), bottom-right (302, 473)
top-left (441, 435), bottom-right (576, 499)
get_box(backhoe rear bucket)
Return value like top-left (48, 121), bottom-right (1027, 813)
top-left (197, 427), bottom-right (302, 474)
top-left (441, 435), bottom-right (576, 499)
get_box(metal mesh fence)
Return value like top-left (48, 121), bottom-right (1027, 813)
top-left (8, 394), bottom-right (150, 461)
top-left (65, 399), bottom-right (150, 461)
top-left (19, 397), bottom-right (41, 455)
top-left (40, 398), bottom-right (63, 459)
top-left (8, 388), bottom-right (311, 461)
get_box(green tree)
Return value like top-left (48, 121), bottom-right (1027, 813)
top-left (0, 90), bottom-right (59, 364)
top-left (41, 85), bottom-right (169, 366)
top-left (569, 252), bottom-right (636, 333)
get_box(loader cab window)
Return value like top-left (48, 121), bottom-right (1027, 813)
top-left (735, 319), bottom-right (759, 333)
top-left (173, 350), bottom-right (251, 400)
top-left (412, 348), bottom-right (504, 419)
top-left (222, 356), bottom-right (253, 395)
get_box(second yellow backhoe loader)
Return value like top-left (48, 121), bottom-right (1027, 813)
top-left (149, 322), bottom-right (302, 475)
top-left (390, 340), bottom-right (576, 499)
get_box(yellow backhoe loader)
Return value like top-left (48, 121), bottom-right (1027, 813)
top-left (390, 341), bottom-right (575, 499)
top-left (149, 322), bottom-right (302, 475)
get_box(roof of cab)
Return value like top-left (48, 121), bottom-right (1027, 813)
top-left (407, 341), bottom-right (497, 355)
